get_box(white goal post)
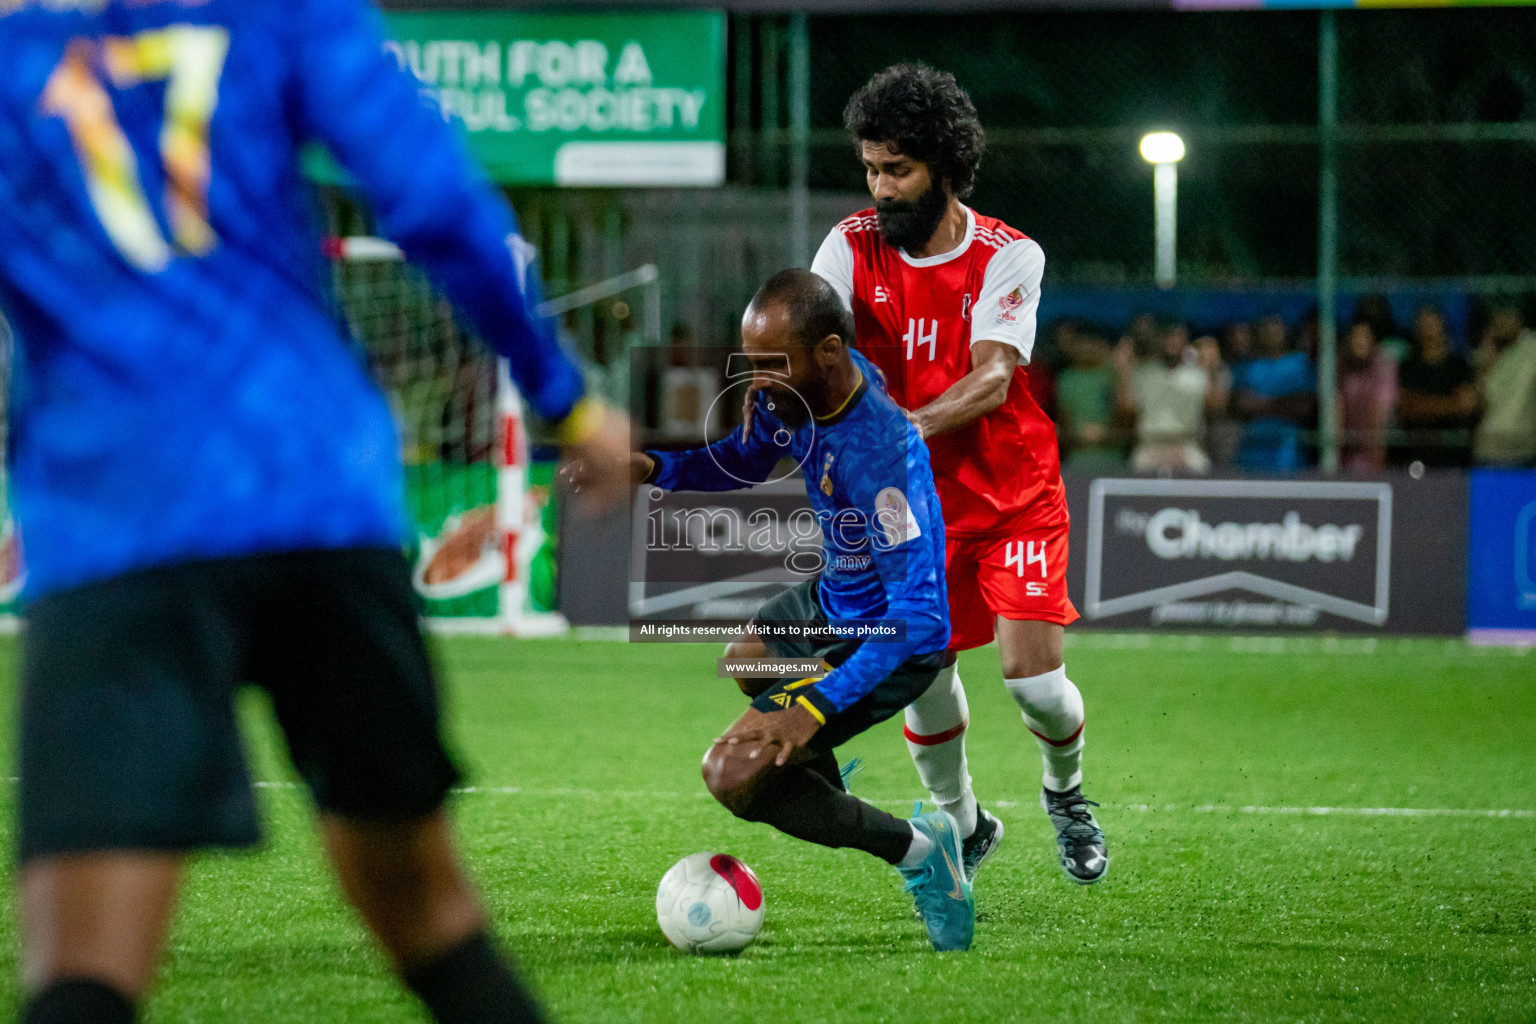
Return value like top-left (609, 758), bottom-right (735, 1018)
top-left (326, 235), bottom-right (656, 637)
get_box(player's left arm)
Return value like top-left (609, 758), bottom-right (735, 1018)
top-left (909, 238), bottom-right (1044, 439)
top-left (907, 340), bottom-right (1019, 440)
top-left (637, 392), bottom-right (785, 492)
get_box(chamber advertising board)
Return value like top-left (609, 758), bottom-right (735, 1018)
top-left (1066, 475), bottom-right (1467, 634)
top-left (603, 472), bottom-right (1471, 636)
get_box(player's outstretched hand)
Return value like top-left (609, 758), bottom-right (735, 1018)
top-left (716, 705), bottom-right (821, 767)
top-left (559, 400), bottom-right (633, 516)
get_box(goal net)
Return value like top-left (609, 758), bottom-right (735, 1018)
top-left (327, 236), bottom-right (566, 636)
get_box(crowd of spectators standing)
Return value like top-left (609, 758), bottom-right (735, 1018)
top-left (1034, 294), bottom-right (1536, 476)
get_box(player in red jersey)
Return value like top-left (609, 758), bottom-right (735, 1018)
top-left (812, 64), bottom-right (1108, 884)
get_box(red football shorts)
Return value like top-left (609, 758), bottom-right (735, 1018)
top-left (944, 521), bottom-right (1079, 651)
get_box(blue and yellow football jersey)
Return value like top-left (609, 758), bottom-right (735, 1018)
top-left (647, 350), bottom-right (950, 715)
top-left (0, 0), bottom-right (583, 601)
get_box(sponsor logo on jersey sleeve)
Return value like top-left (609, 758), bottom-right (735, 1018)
top-left (996, 285), bottom-right (1027, 323)
top-left (874, 486), bottom-right (922, 548)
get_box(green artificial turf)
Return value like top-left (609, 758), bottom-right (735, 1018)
top-left (0, 634), bottom-right (1532, 1023)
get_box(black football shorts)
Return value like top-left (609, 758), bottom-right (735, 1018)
top-left (747, 577), bottom-right (944, 752)
top-left (18, 547), bottom-right (461, 862)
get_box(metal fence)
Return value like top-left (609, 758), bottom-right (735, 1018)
top-left (327, 5), bottom-right (1536, 471)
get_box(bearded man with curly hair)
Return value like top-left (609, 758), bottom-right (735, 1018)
top-left (812, 62), bottom-right (1110, 888)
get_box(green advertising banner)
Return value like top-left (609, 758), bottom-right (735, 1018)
top-left (404, 460), bottom-right (561, 620)
top-left (382, 10), bottom-right (726, 186)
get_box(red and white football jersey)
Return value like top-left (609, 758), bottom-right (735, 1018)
top-left (812, 206), bottom-right (1068, 537)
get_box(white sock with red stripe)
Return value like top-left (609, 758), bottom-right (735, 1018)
top-left (902, 662), bottom-right (979, 838)
top-left (1005, 665), bottom-right (1085, 793)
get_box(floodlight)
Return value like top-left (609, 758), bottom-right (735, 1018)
top-left (1139, 133), bottom-right (1185, 287)
top-left (1139, 132), bottom-right (1186, 165)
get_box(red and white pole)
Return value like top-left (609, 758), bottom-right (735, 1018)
top-left (495, 357), bottom-right (528, 631)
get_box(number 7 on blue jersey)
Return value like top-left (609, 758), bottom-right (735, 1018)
top-left (40, 25), bottom-right (230, 273)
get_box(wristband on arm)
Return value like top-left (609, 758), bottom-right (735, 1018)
top-left (556, 396), bottom-right (605, 446)
top-left (751, 678), bottom-right (836, 724)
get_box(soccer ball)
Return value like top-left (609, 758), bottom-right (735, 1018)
top-left (655, 852), bottom-right (765, 954)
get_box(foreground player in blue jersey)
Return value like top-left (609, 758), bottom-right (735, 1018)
top-left (632, 270), bottom-right (974, 952)
top-left (0, 1), bottom-right (631, 1022)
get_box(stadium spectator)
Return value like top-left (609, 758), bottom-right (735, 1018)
top-left (1119, 310), bottom-right (1159, 356)
top-left (1353, 293), bottom-right (1411, 364)
top-left (1198, 332), bottom-right (1233, 408)
top-left (1295, 307), bottom-right (1325, 469)
top-left (1205, 321), bottom-right (1250, 468)
top-left (1297, 306), bottom-right (1321, 362)
top-left (1025, 320), bottom-right (1062, 421)
top-left (1472, 300), bottom-right (1536, 467)
top-left (1396, 305), bottom-right (1478, 467)
top-left (1054, 325), bottom-right (1125, 473)
top-left (1337, 319), bottom-right (1398, 473)
top-left (1231, 314), bottom-right (1317, 472)
top-left (1115, 320), bottom-right (1221, 474)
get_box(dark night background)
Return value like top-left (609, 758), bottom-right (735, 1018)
top-left (784, 9), bottom-right (1536, 282)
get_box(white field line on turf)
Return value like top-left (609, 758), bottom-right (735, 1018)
top-left (537, 629), bottom-right (1535, 657)
top-left (235, 781), bottom-right (1536, 819)
top-left (1191, 804), bottom-right (1535, 819)
top-left (1059, 633), bottom-right (1531, 658)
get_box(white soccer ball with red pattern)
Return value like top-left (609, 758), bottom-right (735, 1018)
top-left (655, 852), bottom-right (765, 954)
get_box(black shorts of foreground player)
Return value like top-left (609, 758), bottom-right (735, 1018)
top-left (17, 551), bottom-right (549, 1023)
top-left (632, 269), bottom-right (975, 952)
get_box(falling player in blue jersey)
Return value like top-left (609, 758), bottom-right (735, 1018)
top-left (631, 270), bottom-right (974, 952)
top-left (0, 2), bottom-right (631, 1023)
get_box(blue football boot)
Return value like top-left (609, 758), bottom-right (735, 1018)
top-left (896, 809), bottom-right (975, 951)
